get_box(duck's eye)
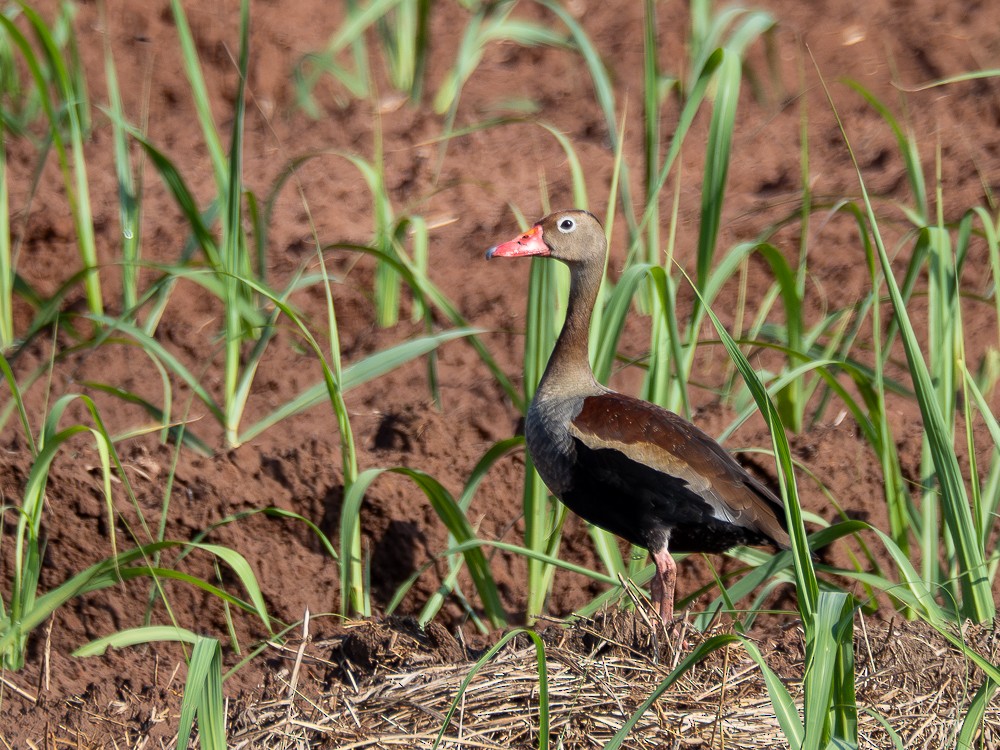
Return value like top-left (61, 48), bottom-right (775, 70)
top-left (557, 217), bottom-right (576, 233)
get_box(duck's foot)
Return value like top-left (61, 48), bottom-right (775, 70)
top-left (658, 612), bottom-right (692, 665)
top-left (645, 609), bottom-right (691, 664)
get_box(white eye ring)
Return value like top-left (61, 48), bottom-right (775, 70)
top-left (557, 217), bottom-right (576, 233)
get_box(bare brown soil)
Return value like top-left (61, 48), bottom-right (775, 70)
top-left (2, 0), bottom-right (1000, 746)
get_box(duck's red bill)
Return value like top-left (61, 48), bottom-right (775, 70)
top-left (486, 224), bottom-right (549, 259)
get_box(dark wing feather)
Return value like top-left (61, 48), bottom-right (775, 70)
top-left (569, 392), bottom-right (790, 549)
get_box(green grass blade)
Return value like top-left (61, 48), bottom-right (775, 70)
top-left (0, 124), bottom-right (11, 348)
top-left (398, 467), bottom-right (506, 627)
top-left (844, 80), bottom-right (928, 222)
top-left (294, 0), bottom-right (406, 113)
top-left (125, 128), bottom-right (220, 265)
top-left (695, 48), bottom-right (740, 293)
top-left (239, 327), bottom-right (482, 443)
top-left (0, 351), bottom-right (36, 454)
top-left (630, 49), bottom-right (720, 266)
top-left (341, 467), bottom-right (505, 627)
top-left (604, 635), bottom-right (742, 749)
top-left (176, 636), bottom-right (226, 750)
top-left (901, 68), bottom-right (1000, 90)
top-left (99, 1), bottom-right (142, 315)
top-left (432, 629), bottom-right (549, 750)
top-left (818, 68), bottom-right (994, 622)
top-left (539, 0), bottom-right (636, 236)
top-left (642, 0), bottom-right (661, 263)
top-left (802, 592), bottom-right (857, 749)
top-left (434, 6), bottom-right (566, 117)
top-left (694, 280), bottom-right (819, 622)
top-left (520, 219), bottom-right (568, 621)
top-left (86, 313), bottom-right (224, 424)
top-left (740, 637), bottom-right (805, 747)
top-left (420, 538), bottom-right (619, 589)
top-left (169, 0), bottom-right (226, 187)
top-left (3, 6), bottom-right (102, 315)
top-left (537, 123), bottom-right (589, 208)
top-left (592, 263), bottom-right (651, 382)
top-left (419, 436), bottom-right (523, 626)
top-left (868, 527), bottom-right (946, 623)
top-left (220, 0), bottom-right (252, 447)
top-left (81, 380), bottom-right (212, 455)
top-left (694, 521), bottom-right (870, 633)
top-left (956, 677), bottom-right (998, 750)
top-left (962, 362), bottom-right (1000, 543)
top-left (73, 625), bottom-right (202, 656)
top-left (324, 237), bottom-right (520, 406)
top-left (3, 525), bottom-right (271, 671)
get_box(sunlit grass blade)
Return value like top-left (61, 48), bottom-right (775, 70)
top-left (837, 526), bottom-right (947, 623)
top-left (341, 467), bottom-right (505, 627)
top-left (690, 274), bottom-right (818, 622)
top-left (822, 202), bottom-right (913, 572)
top-left (695, 521), bottom-right (867, 631)
top-left (631, 48), bottom-right (721, 265)
top-left (73, 624), bottom-right (202, 656)
top-left (240, 327), bottom-right (481, 443)
top-left (176, 636), bottom-right (226, 750)
top-left (687, 1), bottom-right (775, 92)
top-left (378, 0), bottom-right (432, 100)
top-left (99, 0), bottom-right (142, 316)
top-left (801, 591), bottom-right (857, 749)
top-left (539, 0), bottom-right (637, 237)
top-left (81, 380), bottom-right (212, 455)
top-left (432, 628), bottom-right (549, 750)
top-left (87, 261), bottom-right (471, 448)
top-left (843, 80), bottom-right (928, 223)
top-left (218, 0), bottom-right (253, 447)
top-left (123, 129), bottom-right (220, 267)
top-left (592, 264), bottom-right (653, 383)
top-left (962, 362), bottom-right (1000, 549)
top-left (694, 48), bottom-right (740, 294)
top-left (0, 124), bottom-right (11, 348)
top-left (6, 393), bottom-right (123, 668)
top-left (434, 4), bottom-right (566, 117)
top-left (817, 69), bottom-right (994, 623)
top-left (642, 0), bottom-right (663, 275)
top-left (956, 677), bottom-right (998, 750)
top-left (294, 0), bottom-right (406, 113)
top-left (392, 535), bottom-right (621, 627)
top-left (603, 634), bottom-right (742, 750)
top-left (76, 625), bottom-right (227, 748)
top-left (1, 4), bottom-right (102, 315)
top-left (0, 352), bottom-right (36, 454)
top-left (169, 0), bottom-right (226, 187)
top-left (325, 238), bottom-right (521, 407)
top-left (4, 510), bottom-right (272, 669)
top-left (286, 149), bottom-right (432, 330)
top-left (160, 0), bottom-right (265, 444)
top-left (418, 435), bottom-right (522, 627)
top-left (739, 637), bottom-right (806, 747)
top-left (29, 540), bottom-right (271, 631)
top-left (87, 313), bottom-right (225, 424)
top-left (731, 242), bottom-right (804, 430)
top-left (641, 263), bottom-right (692, 418)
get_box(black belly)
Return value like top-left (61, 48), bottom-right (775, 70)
top-left (560, 441), bottom-right (772, 554)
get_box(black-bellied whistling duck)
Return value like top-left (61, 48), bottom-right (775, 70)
top-left (487, 209), bottom-right (791, 623)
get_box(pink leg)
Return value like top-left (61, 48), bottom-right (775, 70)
top-left (650, 546), bottom-right (677, 624)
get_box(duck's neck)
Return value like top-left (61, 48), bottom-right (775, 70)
top-left (536, 259), bottom-right (603, 398)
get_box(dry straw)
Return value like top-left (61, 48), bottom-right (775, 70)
top-left (217, 614), bottom-right (999, 750)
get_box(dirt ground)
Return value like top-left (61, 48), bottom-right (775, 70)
top-left (2, 0), bottom-right (1000, 746)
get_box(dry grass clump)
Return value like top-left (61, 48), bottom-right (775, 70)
top-left (216, 614), bottom-right (999, 750)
